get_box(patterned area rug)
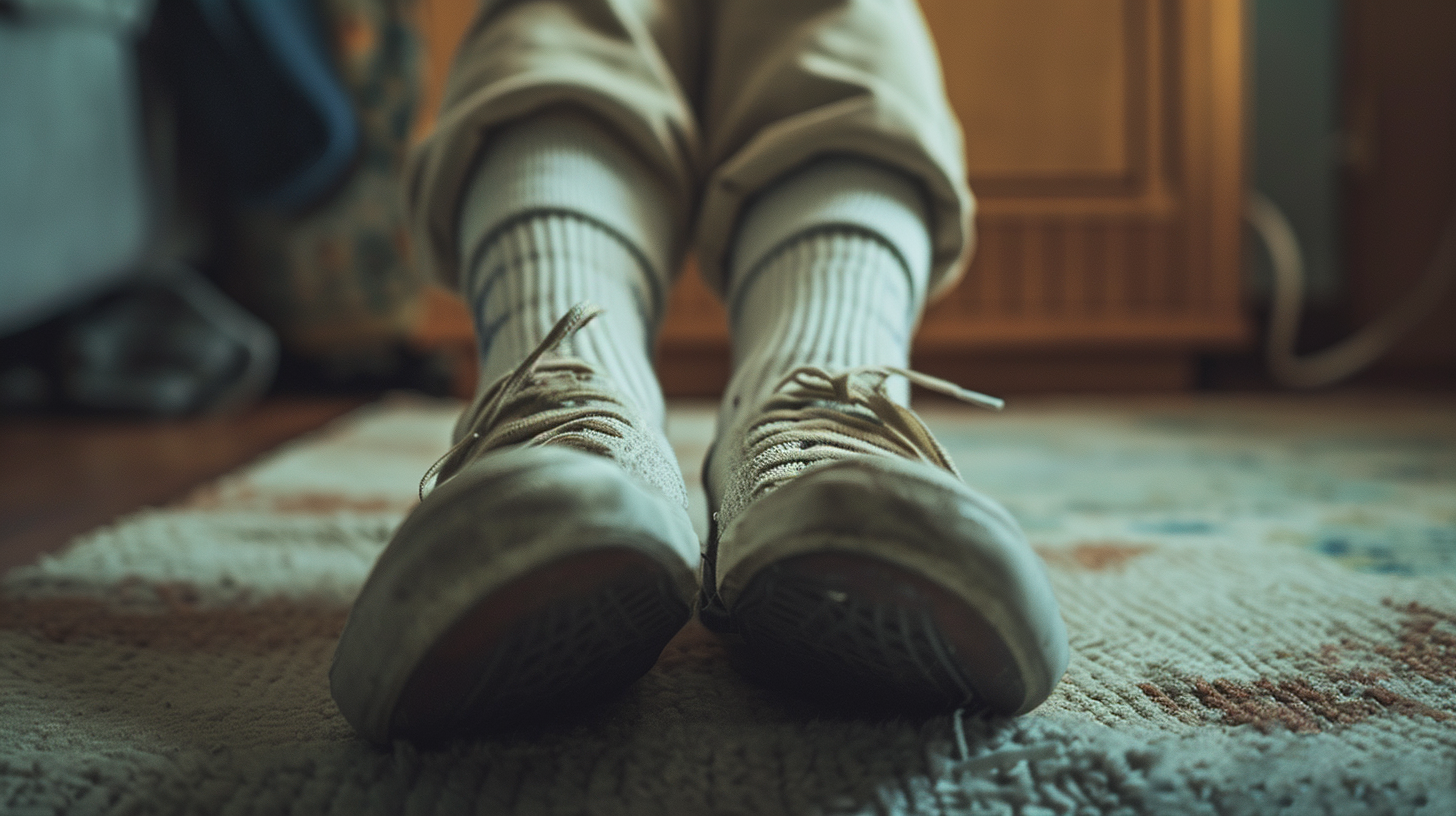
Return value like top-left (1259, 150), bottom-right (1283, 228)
top-left (3, 395), bottom-right (1455, 814)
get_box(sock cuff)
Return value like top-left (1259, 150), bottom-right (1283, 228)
top-left (458, 108), bottom-right (677, 317)
top-left (468, 213), bottom-right (654, 350)
top-left (728, 157), bottom-right (933, 307)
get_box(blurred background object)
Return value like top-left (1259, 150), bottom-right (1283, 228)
top-left (1324, 0), bottom-right (1456, 387)
top-left (152, 0), bottom-right (437, 396)
top-left (0, 268), bottom-right (277, 415)
top-left (0, 0), bottom-right (441, 416)
top-left (1247, 0), bottom-right (1456, 389)
top-left (158, 0), bottom-right (363, 210)
top-left (1, 0), bottom-right (160, 339)
top-left (0, 0), bottom-right (286, 416)
top-left (1248, 0), bottom-right (1344, 307)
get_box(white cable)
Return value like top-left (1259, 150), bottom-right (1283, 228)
top-left (1248, 190), bottom-right (1456, 388)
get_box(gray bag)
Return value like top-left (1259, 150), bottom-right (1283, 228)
top-left (0, 0), bottom-right (155, 333)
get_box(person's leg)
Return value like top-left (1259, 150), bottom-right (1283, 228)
top-left (694, 0), bottom-right (974, 302)
top-left (721, 157), bottom-right (933, 416)
top-left (697, 0), bottom-right (1068, 716)
top-left (406, 0), bottom-right (702, 291)
top-left (331, 0), bottom-right (704, 744)
top-left (459, 107), bottom-right (674, 431)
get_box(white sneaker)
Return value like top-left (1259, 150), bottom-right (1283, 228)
top-left (701, 366), bottom-right (1068, 715)
top-left (331, 305), bottom-right (699, 742)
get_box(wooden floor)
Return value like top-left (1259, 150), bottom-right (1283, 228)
top-left (0, 398), bottom-right (362, 573)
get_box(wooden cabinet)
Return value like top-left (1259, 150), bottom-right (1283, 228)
top-left (414, 0), bottom-right (1250, 395)
top-left (658, 0), bottom-right (1248, 393)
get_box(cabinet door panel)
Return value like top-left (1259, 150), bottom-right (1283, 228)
top-left (910, 0), bottom-right (1246, 358)
top-left (931, 0), bottom-right (1134, 182)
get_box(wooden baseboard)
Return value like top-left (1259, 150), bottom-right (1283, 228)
top-left (653, 344), bottom-right (734, 398)
top-left (910, 349), bottom-right (1195, 394)
top-left (419, 287), bottom-right (1205, 397)
top-left (654, 342), bottom-right (1197, 397)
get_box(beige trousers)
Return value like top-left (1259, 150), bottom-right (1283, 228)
top-left (405, 0), bottom-right (973, 301)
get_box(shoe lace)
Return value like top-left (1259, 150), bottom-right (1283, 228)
top-left (418, 303), bottom-right (635, 499)
top-left (736, 365), bottom-right (1003, 504)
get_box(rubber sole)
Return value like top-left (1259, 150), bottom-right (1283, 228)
top-left (706, 456), bottom-right (1068, 715)
top-left (330, 446), bottom-right (699, 743)
top-left (391, 547), bottom-right (689, 738)
top-left (729, 552), bottom-right (1026, 713)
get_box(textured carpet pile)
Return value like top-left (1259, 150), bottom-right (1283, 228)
top-left (3, 396), bottom-right (1455, 814)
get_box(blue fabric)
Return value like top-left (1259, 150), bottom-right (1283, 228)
top-left (178, 0), bottom-right (359, 209)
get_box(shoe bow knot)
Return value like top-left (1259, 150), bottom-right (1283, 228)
top-left (419, 303), bottom-right (633, 499)
top-left (736, 365), bottom-right (1003, 504)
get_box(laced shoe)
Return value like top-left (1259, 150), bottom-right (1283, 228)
top-left (331, 305), bottom-right (699, 742)
top-left (701, 366), bottom-right (1068, 715)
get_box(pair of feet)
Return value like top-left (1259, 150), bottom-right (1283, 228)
top-left (330, 306), bottom-right (1068, 743)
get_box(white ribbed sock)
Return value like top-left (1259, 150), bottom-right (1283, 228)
top-left (457, 109), bottom-right (677, 428)
top-left (724, 158), bottom-right (934, 418)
